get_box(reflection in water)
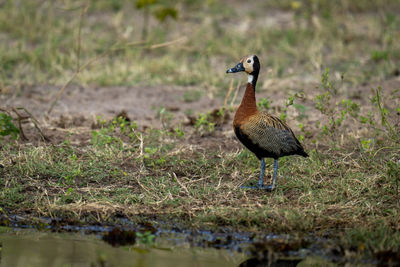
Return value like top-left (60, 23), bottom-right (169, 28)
top-left (0, 229), bottom-right (244, 267)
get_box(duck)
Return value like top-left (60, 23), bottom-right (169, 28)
top-left (226, 55), bottom-right (308, 190)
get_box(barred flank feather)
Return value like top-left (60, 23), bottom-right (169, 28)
top-left (238, 112), bottom-right (308, 159)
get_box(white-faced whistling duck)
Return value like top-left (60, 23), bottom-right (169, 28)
top-left (226, 55), bottom-right (308, 190)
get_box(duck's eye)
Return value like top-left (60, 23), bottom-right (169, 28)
top-left (247, 59), bottom-right (252, 63)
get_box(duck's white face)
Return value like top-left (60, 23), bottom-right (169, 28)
top-left (241, 55), bottom-right (255, 74)
top-left (226, 54), bottom-right (259, 78)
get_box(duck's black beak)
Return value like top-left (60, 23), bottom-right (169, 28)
top-left (226, 62), bottom-right (245, 73)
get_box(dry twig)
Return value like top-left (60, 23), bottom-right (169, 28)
top-left (0, 106), bottom-right (50, 141)
top-left (172, 172), bottom-right (190, 196)
top-left (224, 78), bottom-right (234, 108)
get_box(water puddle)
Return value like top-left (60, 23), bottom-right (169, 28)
top-left (0, 227), bottom-right (244, 267)
top-left (0, 216), bottom-right (379, 266)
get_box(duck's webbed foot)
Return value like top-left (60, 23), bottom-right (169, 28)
top-left (240, 184), bottom-right (275, 191)
top-left (240, 158), bottom-right (278, 191)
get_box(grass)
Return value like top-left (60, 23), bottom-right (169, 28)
top-left (1, 92), bottom-right (399, 250)
top-left (1, 0), bottom-right (400, 264)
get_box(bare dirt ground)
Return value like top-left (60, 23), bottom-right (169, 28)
top-left (2, 76), bottom-right (399, 148)
top-left (4, 84), bottom-right (220, 126)
top-left (1, 84), bottom-right (230, 146)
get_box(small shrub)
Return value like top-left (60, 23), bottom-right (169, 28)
top-left (0, 113), bottom-right (19, 139)
top-left (257, 97), bottom-right (272, 111)
top-left (91, 116), bottom-right (138, 147)
top-left (194, 113), bottom-right (215, 135)
top-left (136, 231), bottom-right (155, 245)
top-left (280, 92), bottom-right (305, 122)
top-left (314, 68), bottom-right (361, 137)
top-left (371, 50), bottom-right (389, 61)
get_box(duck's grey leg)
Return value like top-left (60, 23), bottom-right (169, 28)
top-left (258, 158), bottom-right (266, 187)
top-left (241, 158), bottom-right (269, 189)
top-left (263, 159), bottom-right (278, 191)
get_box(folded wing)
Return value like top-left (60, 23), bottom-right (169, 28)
top-left (239, 112), bottom-right (308, 158)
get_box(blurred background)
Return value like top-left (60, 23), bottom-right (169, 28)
top-left (1, 0), bottom-right (399, 93)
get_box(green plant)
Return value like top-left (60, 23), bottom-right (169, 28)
top-left (155, 107), bottom-right (174, 129)
top-left (332, 99), bottom-right (360, 127)
top-left (360, 138), bottom-right (373, 152)
top-left (194, 113), bottom-right (215, 135)
top-left (371, 50), bottom-right (389, 62)
top-left (143, 144), bottom-right (167, 166)
top-left (91, 116), bottom-right (138, 146)
top-left (257, 97), bottom-right (272, 111)
top-left (321, 67), bottom-right (338, 95)
top-left (92, 128), bottom-right (119, 146)
top-left (136, 231), bottom-right (155, 245)
top-left (0, 113), bottom-right (19, 139)
top-left (371, 87), bottom-right (397, 138)
top-left (62, 168), bottom-right (82, 186)
top-left (280, 92), bottom-right (304, 122)
top-left (144, 146), bottom-right (157, 159)
top-left (114, 116), bottom-right (138, 139)
top-left (173, 125), bottom-right (185, 138)
top-left (359, 111), bottom-right (375, 126)
top-left (314, 91), bottom-right (331, 115)
top-left (60, 187), bottom-right (77, 203)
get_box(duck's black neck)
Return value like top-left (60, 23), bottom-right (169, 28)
top-left (248, 71), bottom-right (259, 89)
